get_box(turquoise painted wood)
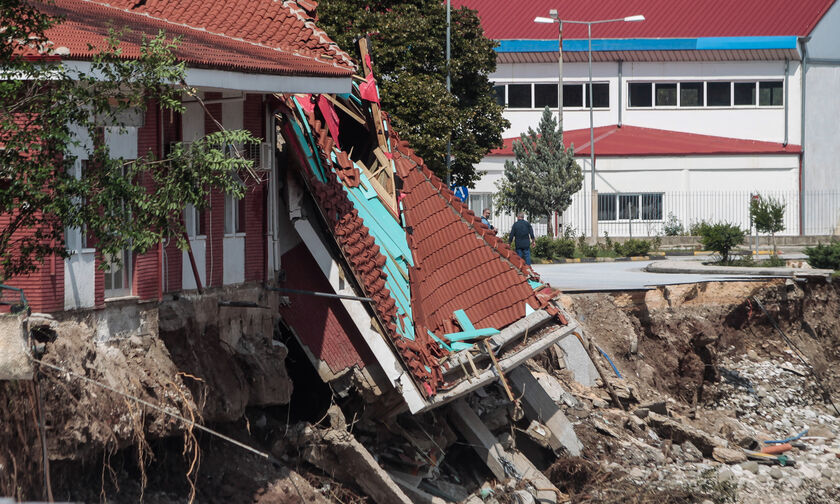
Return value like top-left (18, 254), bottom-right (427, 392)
top-left (443, 309), bottom-right (500, 343)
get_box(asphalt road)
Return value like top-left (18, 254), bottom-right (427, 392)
top-left (532, 257), bottom-right (779, 292)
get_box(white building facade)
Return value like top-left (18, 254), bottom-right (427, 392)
top-left (461, 0), bottom-right (840, 237)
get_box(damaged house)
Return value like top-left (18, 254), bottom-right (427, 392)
top-left (1, 0), bottom-right (612, 501)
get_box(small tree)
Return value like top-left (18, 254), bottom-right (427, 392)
top-left (750, 194), bottom-right (786, 256)
top-left (696, 222), bottom-right (745, 263)
top-left (494, 107), bottom-right (582, 236)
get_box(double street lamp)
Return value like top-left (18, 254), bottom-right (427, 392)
top-left (534, 11), bottom-right (644, 240)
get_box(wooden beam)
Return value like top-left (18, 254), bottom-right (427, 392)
top-left (323, 93), bottom-right (367, 126)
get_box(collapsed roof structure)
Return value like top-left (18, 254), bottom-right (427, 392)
top-left (274, 42), bottom-right (584, 413)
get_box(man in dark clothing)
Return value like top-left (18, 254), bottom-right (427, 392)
top-left (508, 212), bottom-right (535, 265)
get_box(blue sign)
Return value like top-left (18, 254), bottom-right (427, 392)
top-left (451, 185), bottom-right (469, 203)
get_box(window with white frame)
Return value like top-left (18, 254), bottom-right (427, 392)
top-left (65, 159), bottom-right (88, 252)
top-left (494, 82), bottom-right (610, 109)
top-left (224, 193), bottom-right (245, 235)
top-left (628, 80), bottom-right (783, 108)
top-left (598, 193), bottom-right (663, 221)
top-left (184, 204), bottom-right (206, 238)
top-left (468, 192), bottom-right (493, 216)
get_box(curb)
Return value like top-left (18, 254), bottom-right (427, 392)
top-left (540, 255), bottom-right (668, 264)
top-left (644, 260), bottom-right (834, 277)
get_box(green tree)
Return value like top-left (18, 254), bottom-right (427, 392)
top-left (749, 194), bottom-right (786, 256)
top-left (494, 107), bottom-right (582, 236)
top-left (0, 1), bottom-right (258, 281)
top-left (695, 222), bottom-right (745, 263)
top-left (316, 0), bottom-right (508, 186)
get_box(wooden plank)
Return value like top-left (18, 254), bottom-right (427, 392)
top-left (323, 93), bottom-right (367, 126)
top-left (373, 147), bottom-right (391, 169)
top-left (357, 37), bottom-right (397, 212)
top-left (358, 37), bottom-right (388, 150)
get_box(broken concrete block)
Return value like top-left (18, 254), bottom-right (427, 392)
top-left (712, 446), bottom-right (747, 464)
top-left (508, 366), bottom-right (583, 456)
top-left (0, 313), bottom-right (32, 380)
top-left (292, 424), bottom-right (413, 504)
top-left (554, 334), bottom-right (599, 387)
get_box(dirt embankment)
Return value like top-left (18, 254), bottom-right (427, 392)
top-left (3, 278), bottom-right (839, 503)
top-left (0, 289), bottom-right (293, 502)
top-left (565, 278), bottom-right (840, 408)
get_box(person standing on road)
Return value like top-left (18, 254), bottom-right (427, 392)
top-left (480, 208), bottom-right (495, 230)
top-left (508, 212), bottom-right (535, 265)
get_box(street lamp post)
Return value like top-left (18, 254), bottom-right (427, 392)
top-left (534, 13), bottom-right (644, 240)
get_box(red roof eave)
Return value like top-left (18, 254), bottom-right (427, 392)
top-left (489, 125), bottom-right (801, 157)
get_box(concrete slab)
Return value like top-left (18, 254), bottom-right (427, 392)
top-left (508, 366), bottom-right (583, 456)
top-left (0, 313), bottom-right (32, 380)
top-left (555, 333), bottom-right (599, 387)
top-left (448, 399), bottom-right (560, 503)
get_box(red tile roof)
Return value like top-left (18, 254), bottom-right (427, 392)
top-left (85, 0), bottom-right (354, 68)
top-left (36, 0), bottom-right (352, 78)
top-left (454, 0), bottom-right (835, 40)
top-left (279, 96), bottom-right (566, 396)
top-left (489, 125), bottom-right (801, 157)
top-left (392, 135), bottom-right (555, 337)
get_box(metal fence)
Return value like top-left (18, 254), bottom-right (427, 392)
top-left (479, 190), bottom-right (840, 238)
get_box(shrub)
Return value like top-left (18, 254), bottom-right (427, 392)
top-left (663, 212), bottom-right (684, 236)
top-left (695, 222), bottom-right (745, 262)
top-left (532, 235), bottom-right (555, 259)
top-left (577, 234), bottom-right (599, 258)
top-left (555, 238), bottom-right (576, 258)
top-left (804, 240), bottom-right (840, 270)
top-left (613, 239), bottom-right (651, 257)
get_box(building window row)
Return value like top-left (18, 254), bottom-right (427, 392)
top-left (628, 81), bottom-right (784, 108)
top-left (493, 83), bottom-right (610, 110)
top-left (598, 193), bottom-right (663, 221)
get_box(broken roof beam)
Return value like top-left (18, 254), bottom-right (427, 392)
top-left (420, 318), bottom-right (581, 412)
top-left (442, 309), bottom-right (554, 378)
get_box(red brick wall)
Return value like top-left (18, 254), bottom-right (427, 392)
top-left (278, 243), bottom-right (375, 373)
top-left (204, 93), bottom-right (224, 288)
top-left (133, 102), bottom-right (162, 300)
top-left (0, 230), bottom-right (64, 313)
top-left (244, 94), bottom-right (266, 283)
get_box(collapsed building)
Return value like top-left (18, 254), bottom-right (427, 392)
top-left (0, 1), bottom-right (603, 501)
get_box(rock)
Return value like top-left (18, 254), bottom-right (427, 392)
top-left (717, 467), bottom-right (734, 483)
top-left (681, 441), bottom-right (703, 462)
top-left (789, 476), bottom-right (803, 488)
top-left (820, 467), bottom-right (834, 480)
top-left (741, 461), bottom-right (759, 474)
top-left (747, 350), bottom-right (759, 360)
top-left (633, 408), bottom-right (650, 419)
top-left (629, 467), bottom-right (645, 479)
top-left (646, 412), bottom-right (727, 457)
top-left (712, 446), bottom-right (747, 464)
top-left (592, 398), bottom-right (608, 408)
top-left (799, 464), bottom-right (821, 479)
top-left (809, 425), bottom-right (836, 440)
top-left (770, 466), bottom-right (783, 480)
top-left (641, 401), bottom-right (669, 416)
